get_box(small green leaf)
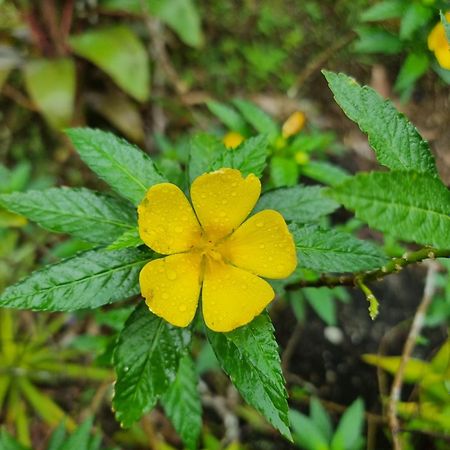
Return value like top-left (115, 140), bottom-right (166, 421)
top-left (441, 11), bottom-right (450, 44)
top-left (232, 99), bottom-right (279, 141)
top-left (60, 417), bottom-right (93, 450)
top-left (330, 398), bottom-right (365, 450)
top-left (66, 128), bottom-right (165, 205)
top-left (47, 422), bottom-right (67, 450)
top-left (400, 3), bottom-right (432, 40)
top-left (212, 134), bottom-right (270, 178)
top-left (162, 355), bottom-right (202, 450)
top-left (206, 100), bottom-right (247, 134)
top-left (24, 58), bottom-right (75, 129)
top-left (207, 313), bottom-right (291, 440)
top-left (70, 26), bottom-right (150, 101)
top-left (0, 188), bottom-right (136, 244)
top-left (361, 0), bottom-right (406, 22)
top-left (113, 303), bottom-right (191, 427)
top-left (394, 53), bottom-right (429, 94)
top-left (323, 71), bottom-right (437, 177)
top-left (289, 410), bottom-right (329, 450)
top-left (107, 228), bottom-right (143, 250)
top-left (291, 224), bottom-right (387, 272)
top-left (0, 429), bottom-right (29, 450)
top-left (301, 160), bottom-right (350, 187)
top-left (254, 185), bottom-right (339, 223)
top-left (188, 133), bottom-right (226, 183)
top-left (353, 26), bottom-right (403, 54)
top-left (310, 398), bottom-right (333, 442)
top-left (270, 156), bottom-right (299, 187)
top-left (330, 171), bottom-right (450, 248)
top-left (0, 248), bottom-right (151, 311)
top-left (303, 288), bottom-right (337, 326)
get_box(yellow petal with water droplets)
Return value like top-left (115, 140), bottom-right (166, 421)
top-left (138, 183), bottom-right (202, 255)
top-left (202, 259), bottom-right (274, 332)
top-left (190, 168), bottom-right (261, 241)
top-left (219, 210), bottom-right (297, 279)
top-left (139, 252), bottom-right (202, 327)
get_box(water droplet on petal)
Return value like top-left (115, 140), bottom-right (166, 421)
top-left (256, 221), bottom-right (264, 228)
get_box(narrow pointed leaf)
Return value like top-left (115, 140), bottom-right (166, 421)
top-left (0, 248), bottom-right (151, 311)
top-left (60, 417), bottom-right (93, 450)
top-left (0, 188), bottom-right (136, 244)
top-left (207, 313), bottom-right (291, 440)
top-left (113, 303), bottom-right (191, 427)
top-left (66, 128), bottom-right (165, 205)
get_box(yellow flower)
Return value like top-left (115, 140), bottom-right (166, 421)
top-left (428, 12), bottom-right (450, 70)
top-left (223, 131), bottom-right (244, 149)
top-left (137, 168), bottom-right (297, 332)
top-left (282, 111), bottom-right (306, 139)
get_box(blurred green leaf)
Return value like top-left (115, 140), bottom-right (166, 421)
top-left (441, 11), bottom-right (450, 43)
top-left (47, 422), bottom-right (66, 450)
top-left (270, 156), bottom-right (299, 187)
top-left (353, 26), bottom-right (403, 54)
top-left (0, 429), bottom-right (29, 450)
top-left (162, 355), bottom-right (202, 450)
top-left (254, 185), bottom-right (339, 223)
top-left (70, 26), bottom-right (150, 102)
top-left (23, 58), bottom-right (75, 129)
top-left (303, 287), bottom-right (337, 326)
top-left (361, 0), bottom-right (407, 21)
top-left (206, 100), bottom-right (247, 134)
top-left (113, 303), bottom-right (191, 427)
top-left (310, 398), bottom-right (333, 442)
top-left (301, 161), bottom-right (350, 187)
top-left (400, 3), bottom-right (432, 40)
top-left (207, 313), bottom-right (291, 440)
top-left (0, 248), bottom-right (151, 311)
top-left (0, 188), bottom-right (136, 244)
top-left (330, 398), bottom-right (365, 450)
top-left (394, 53), bottom-right (429, 95)
top-left (66, 128), bottom-right (165, 205)
top-left (289, 410), bottom-right (329, 450)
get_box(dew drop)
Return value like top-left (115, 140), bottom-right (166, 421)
top-left (259, 244), bottom-right (265, 249)
top-left (179, 305), bottom-right (187, 312)
top-left (256, 221), bottom-right (264, 228)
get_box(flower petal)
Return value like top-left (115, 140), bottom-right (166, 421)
top-left (435, 47), bottom-right (450, 70)
top-left (219, 210), bottom-right (297, 279)
top-left (202, 259), bottom-right (274, 332)
top-left (138, 183), bottom-right (202, 254)
top-left (139, 252), bottom-right (202, 327)
top-left (191, 168), bottom-right (261, 241)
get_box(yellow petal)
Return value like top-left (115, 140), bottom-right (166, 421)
top-left (219, 210), bottom-right (297, 279)
top-left (139, 252), bottom-right (202, 327)
top-left (282, 111), bottom-right (306, 138)
top-left (435, 46), bottom-right (450, 70)
top-left (191, 168), bottom-right (261, 241)
top-left (223, 131), bottom-right (244, 149)
top-left (202, 259), bottom-right (274, 332)
top-left (428, 22), bottom-right (445, 51)
top-left (138, 183), bottom-right (202, 255)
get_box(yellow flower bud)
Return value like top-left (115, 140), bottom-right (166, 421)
top-left (282, 111), bottom-right (306, 139)
top-left (294, 151), bottom-right (310, 165)
top-left (223, 131), bottom-right (244, 149)
top-left (428, 12), bottom-right (450, 70)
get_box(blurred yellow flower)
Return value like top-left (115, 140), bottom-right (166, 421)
top-left (282, 111), bottom-right (306, 139)
top-left (223, 131), bottom-right (245, 149)
top-left (138, 168), bottom-right (297, 332)
top-left (428, 12), bottom-right (450, 70)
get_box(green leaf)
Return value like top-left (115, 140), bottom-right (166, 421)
top-left (330, 171), bottom-right (450, 249)
top-left (113, 303), bottom-right (191, 427)
top-left (303, 288), bottom-right (337, 326)
top-left (394, 53), bottom-right (429, 94)
top-left (353, 27), bottom-right (403, 54)
top-left (23, 58), bottom-right (75, 129)
top-left (290, 224), bottom-right (387, 272)
top-left (400, 3), bottom-right (432, 40)
top-left (66, 128), bottom-right (165, 205)
top-left (270, 156), bottom-right (299, 187)
top-left (188, 133), bottom-right (226, 183)
top-left (0, 429), bottom-right (29, 450)
top-left (330, 398), bottom-right (365, 450)
top-left (361, 0), bottom-right (406, 22)
top-left (147, 0), bottom-right (203, 48)
top-left (206, 100), bottom-right (247, 134)
top-left (69, 26), bottom-right (150, 102)
top-left (60, 417), bottom-right (93, 450)
top-left (310, 398), bottom-right (333, 442)
top-left (107, 227), bottom-right (143, 250)
top-left (207, 313), bottom-right (291, 440)
top-left (441, 11), bottom-right (450, 44)
top-left (323, 71), bottom-right (437, 177)
top-left (301, 160), bottom-right (350, 187)
top-left (212, 134), bottom-right (270, 178)
top-left (232, 99), bottom-right (279, 141)
top-left (289, 410), bottom-right (329, 450)
top-left (162, 355), bottom-right (202, 450)
top-left (0, 248), bottom-right (151, 311)
top-left (47, 422), bottom-right (67, 450)
top-left (0, 188), bottom-right (135, 244)
top-left (254, 185), bottom-right (339, 223)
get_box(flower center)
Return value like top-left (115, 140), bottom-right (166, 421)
top-left (195, 235), bottom-right (224, 262)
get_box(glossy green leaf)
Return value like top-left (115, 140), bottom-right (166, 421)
top-left (331, 171), bottom-right (450, 248)
top-left (289, 410), bottom-right (329, 450)
top-left (162, 355), bottom-right (202, 450)
top-left (113, 303), bottom-right (191, 427)
top-left (255, 185), bottom-right (339, 222)
top-left (107, 227), bottom-right (143, 250)
top-left (0, 248), bottom-right (151, 311)
top-left (212, 134), bottom-right (270, 178)
top-left (0, 188), bottom-right (135, 244)
top-left (290, 224), bottom-right (387, 272)
top-left (206, 100), bottom-right (247, 134)
top-left (232, 99), bottom-right (279, 141)
top-left (361, 0), bottom-right (406, 21)
top-left (66, 128), bottom-right (165, 205)
top-left (207, 313), bottom-right (291, 440)
top-left (70, 26), bottom-right (150, 101)
top-left (323, 71), bottom-right (437, 176)
top-left (24, 58), bottom-right (75, 129)
top-left (330, 398), bottom-right (365, 450)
